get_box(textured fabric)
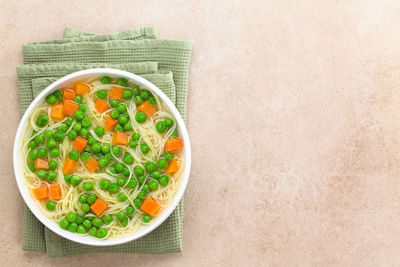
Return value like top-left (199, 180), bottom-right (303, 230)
top-left (17, 28), bottom-right (192, 256)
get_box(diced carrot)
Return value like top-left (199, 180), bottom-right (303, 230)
top-left (95, 99), bottom-right (109, 113)
top-left (85, 158), bottom-right (98, 172)
top-left (109, 86), bottom-right (123, 100)
top-left (164, 138), bottom-right (183, 152)
top-left (63, 101), bottom-right (79, 116)
top-left (63, 88), bottom-right (75, 101)
top-left (105, 115), bottom-right (117, 131)
top-left (49, 185), bottom-right (61, 200)
top-left (90, 199), bottom-right (108, 216)
top-left (32, 186), bottom-right (48, 200)
top-left (63, 159), bottom-right (78, 174)
top-left (50, 103), bottom-right (64, 121)
top-left (138, 101), bottom-right (156, 117)
top-left (72, 136), bottom-right (87, 153)
top-left (35, 158), bottom-right (49, 170)
top-left (141, 198), bottom-right (160, 216)
top-left (112, 131), bottom-right (128, 145)
top-left (165, 159), bottom-right (180, 174)
top-left (74, 82), bottom-right (90, 95)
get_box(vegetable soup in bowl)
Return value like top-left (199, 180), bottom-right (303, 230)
top-left (13, 68), bottom-right (191, 246)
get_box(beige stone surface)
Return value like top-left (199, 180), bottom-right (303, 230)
top-left (2, 0), bottom-right (400, 265)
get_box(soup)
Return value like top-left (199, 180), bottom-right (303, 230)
top-left (21, 76), bottom-right (184, 239)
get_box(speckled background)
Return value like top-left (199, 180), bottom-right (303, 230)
top-left (2, 0), bottom-right (400, 266)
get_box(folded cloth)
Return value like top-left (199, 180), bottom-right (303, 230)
top-left (17, 27), bottom-right (192, 256)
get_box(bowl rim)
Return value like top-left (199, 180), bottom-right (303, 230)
top-left (13, 68), bottom-right (191, 246)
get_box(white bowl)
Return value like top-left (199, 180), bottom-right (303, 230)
top-left (13, 68), bottom-right (191, 246)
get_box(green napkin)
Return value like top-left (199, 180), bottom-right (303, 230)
top-left (17, 27), bottom-right (192, 257)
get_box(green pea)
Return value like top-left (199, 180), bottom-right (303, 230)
top-left (108, 183), bottom-right (119, 194)
top-left (91, 143), bottom-right (101, 153)
top-left (60, 218), bottom-right (69, 229)
top-left (159, 175), bottom-right (169, 186)
top-left (58, 124), bottom-right (68, 132)
top-left (46, 200), bottom-right (56, 211)
top-left (49, 160), bottom-right (58, 170)
top-left (68, 223), bottom-right (77, 232)
top-left (92, 217), bottom-right (102, 227)
top-left (110, 109), bottom-right (119, 119)
top-left (148, 96), bottom-right (157, 106)
top-left (79, 105), bottom-right (87, 112)
top-left (132, 132), bottom-right (141, 141)
top-left (28, 163), bottom-right (35, 172)
top-left (157, 158), bottom-right (167, 169)
top-left (99, 179), bottom-right (110, 190)
top-left (78, 195), bottom-right (87, 204)
top-left (81, 117), bottom-right (92, 128)
top-left (54, 90), bottom-right (62, 100)
top-left (122, 167), bottom-right (130, 177)
top-left (135, 112), bottom-right (146, 123)
top-left (46, 171), bottom-right (57, 181)
top-left (83, 181), bottom-right (93, 191)
top-left (149, 180), bottom-right (158, 191)
top-left (36, 114), bottom-right (49, 127)
top-left (36, 170), bottom-right (47, 179)
top-left (81, 152), bottom-right (91, 162)
top-left (134, 95), bottom-right (143, 105)
top-left (34, 134), bottom-right (45, 144)
top-left (156, 121), bottom-right (166, 133)
top-left (105, 152), bottom-right (112, 160)
top-left (37, 147), bottom-right (47, 158)
top-left (116, 77), bottom-right (128, 87)
top-left (87, 194), bottom-right (97, 205)
top-left (142, 214), bottom-right (152, 223)
top-left (98, 157), bottom-right (108, 168)
top-left (140, 143), bottom-right (150, 154)
top-left (96, 89), bottom-right (107, 99)
top-left (123, 154), bottom-right (134, 165)
top-left (124, 122), bottom-right (133, 131)
top-left (126, 178), bottom-right (137, 189)
top-left (97, 228), bottom-right (107, 238)
top-left (133, 198), bottom-right (142, 207)
top-left (164, 118), bottom-right (174, 127)
top-left (118, 115), bottom-right (128, 125)
top-left (121, 217), bottom-right (129, 227)
top-left (53, 131), bottom-right (65, 142)
top-left (113, 162), bottom-right (123, 172)
top-left (134, 167), bottom-right (144, 176)
top-left (76, 215), bottom-right (84, 224)
top-left (125, 207), bottom-right (135, 217)
top-left (128, 140), bottom-right (137, 148)
top-left (171, 129), bottom-right (178, 137)
top-left (140, 90), bottom-right (149, 100)
top-left (28, 140), bottom-right (37, 149)
top-left (118, 192), bottom-right (127, 202)
top-left (88, 136), bottom-right (96, 145)
top-left (114, 124), bottom-right (124, 132)
top-left (132, 87), bottom-right (140, 96)
top-left (94, 126), bottom-right (105, 137)
top-left (73, 110), bottom-right (84, 121)
top-left (68, 130), bottom-right (78, 140)
top-left (145, 162), bottom-right (157, 173)
top-left (86, 214), bottom-right (95, 221)
top-left (100, 144), bottom-right (110, 154)
top-left (109, 166), bottom-right (117, 174)
top-left (71, 175), bottom-right (81, 186)
top-left (64, 174), bottom-right (71, 183)
top-left (89, 227), bottom-right (98, 236)
top-left (77, 224), bottom-right (86, 234)
top-left (143, 184), bottom-right (151, 194)
top-left (67, 212), bottom-right (77, 222)
top-left (103, 215), bottom-right (113, 225)
top-left (69, 150), bottom-right (79, 160)
top-left (28, 149), bottom-right (38, 161)
top-left (123, 89), bottom-right (133, 99)
top-left (74, 95), bottom-right (83, 104)
top-left (116, 176), bottom-right (126, 187)
top-left (138, 191), bottom-right (147, 200)
top-left (73, 123), bottom-right (82, 132)
top-left (81, 203), bottom-right (90, 213)
top-left (101, 76), bottom-right (112, 84)
top-left (44, 130), bottom-right (53, 139)
top-left (163, 152), bottom-right (174, 161)
top-left (46, 94), bottom-right (57, 105)
top-left (82, 219), bottom-right (92, 229)
top-left (137, 175), bottom-right (145, 185)
top-left (116, 211), bottom-right (125, 222)
top-left (85, 145), bottom-right (92, 152)
top-left (109, 99), bottom-right (119, 108)
top-left (66, 117), bottom-right (74, 126)
top-left (151, 171), bottom-right (161, 179)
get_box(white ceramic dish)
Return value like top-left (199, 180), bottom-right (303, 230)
top-left (13, 68), bottom-right (191, 246)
